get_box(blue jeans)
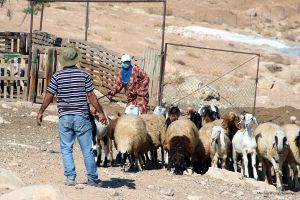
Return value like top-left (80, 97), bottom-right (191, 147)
top-left (58, 115), bottom-right (98, 181)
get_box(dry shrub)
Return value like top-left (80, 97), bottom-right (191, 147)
top-left (265, 64), bottom-right (283, 73)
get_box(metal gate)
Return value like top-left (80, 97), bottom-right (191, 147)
top-left (162, 43), bottom-right (260, 114)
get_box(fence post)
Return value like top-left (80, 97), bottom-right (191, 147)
top-left (45, 48), bottom-right (55, 94)
top-left (19, 33), bottom-right (27, 54)
top-left (29, 48), bottom-right (39, 103)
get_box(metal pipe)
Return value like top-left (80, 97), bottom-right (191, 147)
top-left (27, 1), bottom-right (34, 101)
top-left (85, 1), bottom-right (90, 41)
top-left (32, 0), bottom-right (165, 2)
top-left (39, 3), bottom-right (44, 31)
top-left (165, 42), bottom-right (260, 56)
top-left (158, 0), bottom-right (166, 105)
top-left (253, 54), bottom-right (260, 115)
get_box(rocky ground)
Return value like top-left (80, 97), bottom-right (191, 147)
top-left (0, 101), bottom-right (300, 200)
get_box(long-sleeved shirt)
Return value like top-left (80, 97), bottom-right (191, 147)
top-left (110, 66), bottom-right (149, 113)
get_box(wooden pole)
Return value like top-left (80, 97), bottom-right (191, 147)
top-left (29, 48), bottom-right (39, 102)
top-left (39, 3), bottom-right (45, 31)
top-left (85, 1), bottom-right (90, 41)
top-left (27, 1), bottom-right (34, 101)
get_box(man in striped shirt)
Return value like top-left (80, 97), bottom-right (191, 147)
top-left (36, 47), bottom-right (107, 187)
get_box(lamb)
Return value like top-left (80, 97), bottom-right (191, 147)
top-left (281, 123), bottom-right (300, 189)
top-left (140, 113), bottom-right (167, 168)
top-left (114, 115), bottom-right (150, 171)
top-left (91, 113), bottom-right (119, 167)
top-left (194, 111), bottom-right (241, 173)
top-left (163, 119), bottom-right (199, 174)
top-left (232, 113), bottom-right (258, 180)
top-left (210, 125), bottom-right (231, 169)
top-left (254, 122), bottom-right (290, 190)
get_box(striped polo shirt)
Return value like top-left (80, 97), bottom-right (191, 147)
top-left (47, 66), bottom-right (94, 118)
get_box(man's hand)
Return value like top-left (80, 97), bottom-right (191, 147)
top-left (107, 94), bottom-right (112, 102)
top-left (36, 112), bottom-right (43, 126)
top-left (98, 112), bottom-right (107, 125)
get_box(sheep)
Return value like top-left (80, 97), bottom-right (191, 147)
top-left (153, 105), bottom-right (167, 116)
top-left (281, 123), bottom-right (300, 190)
top-left (198, 105), bottom-right (220, 125)
top-left (210, 125), bottom-right (231, 169)
top-left (163, 119), bottom-right (199, 174)
top-left (114, 115), bottom-right (150, 171)
top-left (91, 113), bottom-right (119, 167)
top-left (125, 104), bottom-right (141, 116)
top-left (232, 113), bottom-right (258, 180)
top-left (140, 113), bottom-right (167, 168)
top-left (254, 122), bottom-right (290, 190)
top-left (165, 106), bottom-right (181, 128)
top-left (194, 111), bottom-right (241, 173)
top-left (187, 107), bottom-right (202, 129)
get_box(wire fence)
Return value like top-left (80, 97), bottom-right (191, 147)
top-left (162, 43), bottom-right (259, 114)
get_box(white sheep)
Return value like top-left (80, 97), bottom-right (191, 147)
top-left (125, 105), bottom-right (141, 116)
top-left (281, 123), bottom-right (300, 190)
top-left (232, 113), bottom-right (258, 180)
top-left (210, 125), bottom-right (231, 169)
top-left (153, 105), bottom-right (167, 116)
top-left (114, 115), bottom-right (149, 171)
top-left (254, 122), bottom-right (289, 190)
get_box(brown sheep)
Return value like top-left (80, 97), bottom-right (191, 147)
top-left (163, 119), bottom-right (199, 174)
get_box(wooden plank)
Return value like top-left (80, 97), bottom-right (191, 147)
top-left (29, 48), bottom-right (39, 102)
top-left (45, 48), bottom-right (55, 94)
top-left (3, 63), bottom-right (7, 99)
top-left (9, 64), bottom-right (14, 99)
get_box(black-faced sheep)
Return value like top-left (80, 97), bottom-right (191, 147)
top-left (254, 122), bottom-right (289, 190)
top-left (163, 119), bottom-right (199, 174)
top-left (198, 105), bottom-right (220, 125)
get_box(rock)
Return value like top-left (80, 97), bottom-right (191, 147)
top-left (147, 185), bottom-right (155, 190)
top-left (30, 112), bottom-right (37, 117)
top-left (43, 115), bottom-right (58, 123)
top-left (2, 104), bottom-right (12, 109)
top-left (46, 141), bottom-right (52, 145)
top-left (0, 117), bottom-right (10, 124)
top-left (265, 64), bottom-right (283, 73)
top-left (245, 178), bottom-right (276, 192)
top-left (109, 189), bottom-right (120, 197)
top-left (75, 184), bottom-right (85, 190)
top-left (0, 168), bottom-right (24, 190)
top-left (206, 167), bottom-right (244, 184)
top-left (12, 108), bottom-right (18, 112)
top-left (257, 79), bottom-right (275, 89)
top-left (160, 188), bottom-right (174, 196)
top-left (187, 195), bottom-right (202, 200)
top-left (0, 184), bottom-right (61, 200)
top-left (293, 83), bottom-right (300, 94)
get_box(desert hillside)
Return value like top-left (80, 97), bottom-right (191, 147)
top-left (0, 0), bottom-right (300, 109)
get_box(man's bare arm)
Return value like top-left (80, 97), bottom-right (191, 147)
top-left (36, 91), bottom-right (54, 125)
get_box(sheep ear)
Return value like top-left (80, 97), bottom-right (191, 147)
top-left (253, 117), bottom-right (258, 125)
top-left (273, 136), bottom-right (278, 148)
top-left (295, 132), bottom-right (300, 147)
top-left (284, 137), bottom-right (289, 147)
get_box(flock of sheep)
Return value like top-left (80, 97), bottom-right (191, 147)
top-left (89, 103), bottom-right (300, 191)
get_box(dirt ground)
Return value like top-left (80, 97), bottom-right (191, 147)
top-left (0, 101), bottom-right (300, 200)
